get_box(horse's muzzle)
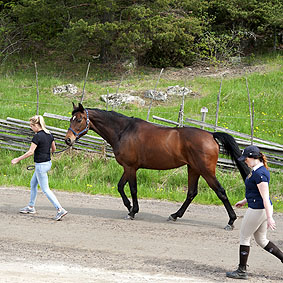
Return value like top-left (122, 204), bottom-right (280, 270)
top-left (65, 137), bottom-right (73, 146)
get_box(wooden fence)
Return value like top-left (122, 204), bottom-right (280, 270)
top-left (0, 117), bottom-right (114, 158)
top-left (153, 115), bottom-right (283, 170)
top-left (1, 113), bottom-right (282, 171)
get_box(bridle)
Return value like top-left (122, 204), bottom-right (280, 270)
top-left (68, 109), bottom-right (90, 140)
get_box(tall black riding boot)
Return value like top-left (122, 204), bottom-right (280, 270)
top-left (226, 245), bottom-right (250, 279)
top-left (264, 241), bottom-right (283, 263)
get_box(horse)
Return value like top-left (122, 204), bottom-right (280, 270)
top-left (65, 103), bottom-right (250, 230)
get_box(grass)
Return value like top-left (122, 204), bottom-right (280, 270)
top-left (2, 149), bottom-right (282, 211)
top-left (0, 52), bottom-right (282, 212)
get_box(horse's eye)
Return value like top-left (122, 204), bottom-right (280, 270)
top-left (77, 119), bottom-right (82, 123)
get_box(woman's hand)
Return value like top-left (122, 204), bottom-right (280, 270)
top-left (235, 199), bottom-right (247, 208)
top-left (11, 158), bottom-right (19, 165)
top-left (267, 217), bottom-right (276, 230)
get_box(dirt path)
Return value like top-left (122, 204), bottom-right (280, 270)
top-left (0, 186), bottom-right (282, 282)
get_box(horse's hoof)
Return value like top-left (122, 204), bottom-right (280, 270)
top-left (167, 215), bottom-right (177, 222)
top-left (125, 214), bottom-right (134, 220)
top-left (224, 224), bottom-right (234, 231)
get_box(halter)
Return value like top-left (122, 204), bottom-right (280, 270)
top-left (68, 109), bottom-right (89, 140)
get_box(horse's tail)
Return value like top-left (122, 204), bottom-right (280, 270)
top-left (213, 132), bottom-right (250, 181)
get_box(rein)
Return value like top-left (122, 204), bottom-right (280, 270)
top-left (52, 146), bottom-right (70, 155)
top-left (26, 146), bottom-right (71, 171)
top-left (68, 109), bottom-right (89, 140)
top-left (27, 165), bottom-right (35, 171)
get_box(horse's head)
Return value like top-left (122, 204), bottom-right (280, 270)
top-left (65, 103), bottom-right (90, 146)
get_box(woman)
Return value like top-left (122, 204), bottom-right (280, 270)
top-left (11, 115), bottom-right (68, 221)
top-left (226, 145), bottom-right (283, 279)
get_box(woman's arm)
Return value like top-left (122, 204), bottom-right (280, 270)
top-left (258, 182), bottom-right (276, 230)
top-left (11, 143), bottom-right (37, 164)
top-left (51, 140), bottom-right (56, 153)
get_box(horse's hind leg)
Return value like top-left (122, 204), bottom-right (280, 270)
top-left (204, 174), bottom-right (236, 230)
top-left (169, 167), bottom-right (200, 221)
top-left (117, 172), bottom-right (132, 213)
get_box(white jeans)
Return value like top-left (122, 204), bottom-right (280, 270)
top-left (29, 161), bottom-right (61, 210)
top-left (240, 207), bottom-right (269, 248)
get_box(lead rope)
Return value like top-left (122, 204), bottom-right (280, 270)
top-left (26, 146), bottom-right (71, 171)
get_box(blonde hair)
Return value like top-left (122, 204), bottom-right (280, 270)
top-left (29, 115), bottom-right (50, 134)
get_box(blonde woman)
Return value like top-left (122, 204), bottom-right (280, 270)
top-left (11, 115), bottom-right (68, 221)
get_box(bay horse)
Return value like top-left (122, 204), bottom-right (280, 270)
top-left (65, 103), bottom-right (250, 230)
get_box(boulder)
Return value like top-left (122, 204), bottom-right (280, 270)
top-left (144, 90), bottom-right (167, 101)
top-left (100, 93), bottom-right (145, 107)
top-left (53, 84), bottom-right (78, 95)
top-left (166, 85), bottom-right (192, 96)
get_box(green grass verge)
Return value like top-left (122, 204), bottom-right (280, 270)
top-left (1, 150), bottom-right (282, 212)
top-left (0, 52), bottom-right (282, 212)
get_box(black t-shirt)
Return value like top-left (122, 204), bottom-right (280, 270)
top-left (31, 130), bottom-right (54, 163)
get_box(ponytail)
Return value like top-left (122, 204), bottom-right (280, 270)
top-left (259, 152), bottom-right (269, 169)
top-left (29, 115), bottom-right (50, 134)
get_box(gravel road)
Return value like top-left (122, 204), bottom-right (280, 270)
top-left (0, 186), bottom-right (282, 282)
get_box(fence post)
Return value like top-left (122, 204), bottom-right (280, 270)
top-left (215, 78), bottom-right (222, 131)
top-left (146, 68), bottom-right (164, 121)
top-left (177, 88), bottom-right (186, 127)
top-left (34, 62), bottom-right (39, 115)
top-left (201, 107), bottom-right (208, 129)
top-left (106, 89), bottom-right (109, 111)
top-left (245, 77), bottom-right (255, 145)
top-left (80, 62), bottom-right (91, 104)
top-left (251, 100), bottom-right (255, 145)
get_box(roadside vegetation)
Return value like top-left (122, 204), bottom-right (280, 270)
top-left (0, 52), bottom-right (282, 212)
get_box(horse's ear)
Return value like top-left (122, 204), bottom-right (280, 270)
top-left (72, 102), bottom-right (77, 110)
top-left (78, 103), bottom-right (84, 112)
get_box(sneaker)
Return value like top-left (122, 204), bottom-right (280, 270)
top-left (53, 208), bottom-right (68, 221)
top-left (226, 266), bottom-right (248, 280)
top-left (20, 206), bottom-right (36, 214)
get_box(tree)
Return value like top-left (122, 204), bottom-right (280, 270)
top-left (0, 0), bottom-right (282, 67)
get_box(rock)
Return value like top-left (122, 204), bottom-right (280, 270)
top-left (166, 85), bottom-right (192, 96)
top-left (100, 93), bottom-right (145, 107)
top-left (144, 90), bottom-right (167, 101)
top-left (53, 84), bottom-right (78, 95)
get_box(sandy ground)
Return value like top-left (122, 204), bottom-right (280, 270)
top-left (0, 186), bottom-right (282, 283)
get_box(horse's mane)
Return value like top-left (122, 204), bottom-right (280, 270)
top-left (73, 108), bottom-right (134, 119)
top-left (88, 108), bottom-right (141, 121)
top-left (73, 107), bottom-right (143, 132)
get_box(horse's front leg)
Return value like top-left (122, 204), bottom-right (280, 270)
top-left (127, 168), bottom-right (139, 220)
top-left (117, 172), bottom-right (132, 213)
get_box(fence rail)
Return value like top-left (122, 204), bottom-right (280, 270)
top-left (152, 115), bottom-right (283, 171)
top-left (1, 114), bottom-right (283, 172)
top-left (0, 117), bottom-right (114, 158)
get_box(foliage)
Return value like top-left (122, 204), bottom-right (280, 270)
top-left (0, 0), bottom-right (282, 67)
